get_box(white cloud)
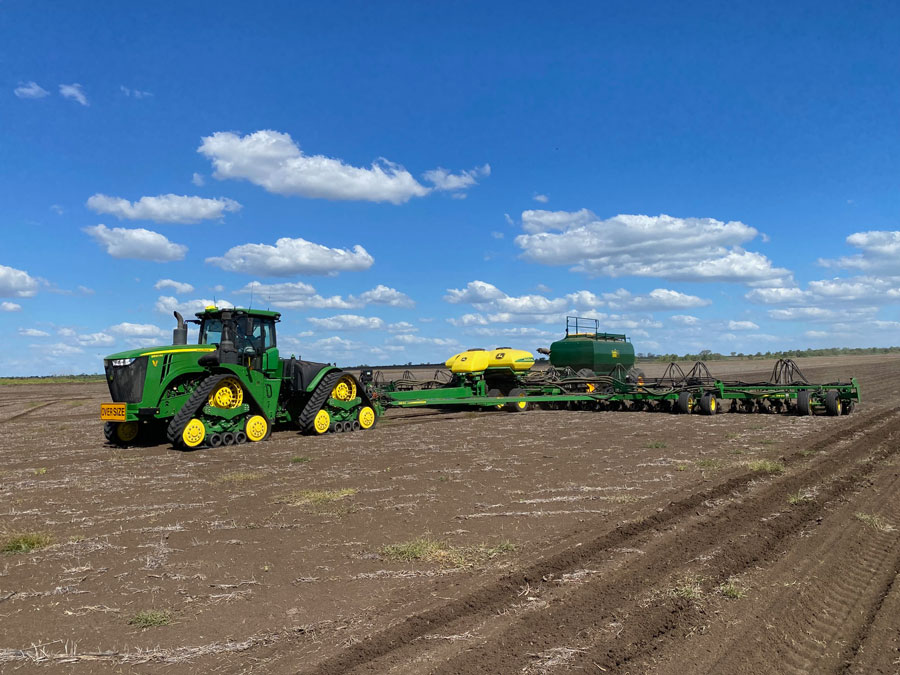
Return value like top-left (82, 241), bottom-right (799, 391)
top-left (516, 211), bottom-right (789, 284)
top-left (727, 320), bottom-right (759, 330)
top-left (388, 321), bottom-right (417, 333)
top-left (207, 236), bottom-right (373, 276)
top-left (50, 204), bottom-right (65, 215)
top-left (307, 315), bottom-right (385, 331)
top-left (308, 336), bottom-right (366, 354)
top-left (44, 342), bottom-right (84, 356)
top-left (14, 81), bottom-right (49, 99)
top-left (77, 332), bottom-right (115, 347)
top-left (154, 279), bottom-right (195, 294)
top-left (2, 301), bottom-right (22, 312)
top-left (86, 193), bottom-right (241, 224)
top-left (198, 129), bottom-right (431, 204)
top-left (358, 284), bottom-right (414, 308)
top-left (0, 265), bottom-right (40, 298)
top-left (670, 315), bottom-right (700, 326)
top-left (768, 306), bottom-right (878, 322)
top-left (18, 328), bottom-right (49, 336)
top-left (108, 323), bottom-right (165, 337)
top-left (58, 328), bottom-right (77, 337)
top-left (84, 224), bottom-right (187, 262)
top-left (59, 83), bottom-right (88, 106)
top-left (235, 281), bottom-right (358, 310)
top-left (423, 164), bottom-right (490, 192)
top-left (155, 296), bottom-right (233, 316)
top-left (389, 334), bottom-right (458, 347)
top-left (119, 85), bottom-right (152, 99)
top-left (597, 288), bottom-right (710, 310)
top-left (820, 231), bottom-right (900, 273)
top-left (491, 231), bottom-right (504, 240)
top-left (533, 193), bottom-right (549, 203)
top-left (192, 173), bottom-right (205, 186)
top-left (445, 280), bottom-right (508, 304)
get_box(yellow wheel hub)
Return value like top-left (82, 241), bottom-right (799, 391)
top-left (182, 418), bottom-right (206, 448)
top-left (358, 406), bottom-right (376, 429)
top-left (116, 421), bottom-right (139, 443)
top-left (245, 415), bottom-right (268, 442)
top-left (331, 375), bottom-right (357, 402)
top-left (208, 378), bottom-right (244, 409)
top-left (313, 409), bottom-right (331, 434)
top-left (710, 398), bottom-right (717, 413)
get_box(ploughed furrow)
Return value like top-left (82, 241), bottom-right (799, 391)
top-left (306, 406), bottom-right (900, 675)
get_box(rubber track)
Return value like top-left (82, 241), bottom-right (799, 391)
top-left (297, 371), bottom-right (341, 433)
top-left (165, 374), bottom-right (229, 447)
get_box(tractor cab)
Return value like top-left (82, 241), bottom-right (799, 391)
top-left (194, 307), bottom-right (281, 373)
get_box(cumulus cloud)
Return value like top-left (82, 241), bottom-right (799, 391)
top-left (154, 279), bottom-right (195, 294)
top-left (77, 332), bottom-right (115, 346)
top-left (2, 301), bottom-right (22, 312)
top-left (0, 264), bottom-right (40, 297)
top-left (516, 210), bottom-right (789, 284)
top-left (727, 320), bottom-right (759, 330)
top-left (198, 130), bottom-right (431, 204)
top-left (207, 236), bottom-right (373, 276)
top-left (14, 81), bottom-right (49, 99)
top-left (44, 342), bottom-right (84, 356)
top-left (59, 83), bottom-right (88, 106)
top-left (389, 334), bottom-right (458, 347)
top-left (597, 288), bottom-right (710, 310)
top-left (669, 315), bottom-right (700, 326)
top-left (84, 225), bottom-right (187, 262)
top-left (533, 194), bottom-right (549, 203)
top-left (18, 328), bottom-right (49, 336)
top-left (358, 284), bottom-right (415, 308)
top-left (423, 164), bottom-right (490, 192)
top-left (307, 315), bottom-right (385, 331)
top-left (820, 231), bottom-right (900, 273)
top-left (107, 323), bottom-right (165, 337)
top-left (192, 173), bottom-right (205, 186)
top-left (767, 306), bottom-right (878, 322)
top-left (87, 193), bottom-right (241, 224)
top-left (387, 321), bottom-right (417, 333)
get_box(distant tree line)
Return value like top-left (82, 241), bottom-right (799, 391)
top-left (636, 346), bottom-right (900, 362)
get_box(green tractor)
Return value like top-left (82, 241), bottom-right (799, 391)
top-left (100, 306), bottom-right (379, 449)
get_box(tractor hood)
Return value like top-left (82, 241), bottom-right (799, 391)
top-left (104, 343), bottom-right (217, 361)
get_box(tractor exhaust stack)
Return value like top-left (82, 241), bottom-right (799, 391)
top-left (173, 311), bottom-right (187, 345)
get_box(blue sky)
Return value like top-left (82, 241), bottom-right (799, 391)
top-left (2, 1), bottom-right (899, 375)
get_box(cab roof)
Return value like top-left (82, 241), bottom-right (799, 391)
top-left (194, 306), bottom-right (281, 321)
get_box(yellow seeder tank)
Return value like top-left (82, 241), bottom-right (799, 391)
top-left (445, 348), bottom-right (535, 373)
top-left (487, 348), bottom-right (535, 371)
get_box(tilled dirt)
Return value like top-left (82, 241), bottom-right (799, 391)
top-left (1, 355), bottom-right (899, 674)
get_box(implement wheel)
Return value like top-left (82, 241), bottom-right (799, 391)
top-left (506, 387), bottom-right (529, 412)
top-left (487, 388), bottom-right (503, 410)
top-left (797, 390), bottom-right (813, 416)
top-left (700, 393), bottom-right (717, 416)
top-left (825, 390), bottom-right (842, 416)
top-left (677, 391), bottom-right (694, 414)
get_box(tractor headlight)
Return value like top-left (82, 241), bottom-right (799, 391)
top-left (111, 358), bottom-right (136, 367)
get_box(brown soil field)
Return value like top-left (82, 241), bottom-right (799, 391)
top-left (1, 354), bottom-right (899, 674)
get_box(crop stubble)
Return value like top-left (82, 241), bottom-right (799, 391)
top-left (0, 354), bottom-right (898, 673)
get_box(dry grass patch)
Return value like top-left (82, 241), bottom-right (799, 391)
top-left (746, 459), bottom-right (785, 474)
top-left (128, 609), bottom-right (171, 629)
top-left (219, 471), bottom-right (264, 483)
top-left (381, 537), bottom-right (516, 568)
top-left (290, 456), bottom-right (311, 464)
top-left (2, 532), bottom-right (52, 554)
top-left (717, 578), bottom-right (747, 599)
top-left (670, 576), bottom-right (704, 601)
top-left (788, 489), bottom-right (814, 505)
top-left (855, 512), bottom-right (895, 533)
top-left (275, 488), bottom-right (357, 507)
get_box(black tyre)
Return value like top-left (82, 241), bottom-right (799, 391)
top-left (487, 388), bottom-right (503, 410)
top-left (208, 433), bottom-right (223, 448)
top-left (700, 393), bottom-right (717, 415)
top-left (298, 371), bottom-right (342, 434)
top-left (235, 431), bottom-right (247, 444)
top-left (797, 390), bottom-right (813, 416)
top-left (222, 432), bottom-right (235, 446)
top-left (351, 420), bottom-right (361, 431)
top-left (677, 391), bottom-right (694, 414)
top-left (824, 390), bottom-right (842, 416)
top-left (506, 387), bottom-right (529, 412)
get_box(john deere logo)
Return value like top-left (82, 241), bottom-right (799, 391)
top-left (612, 350), bottom-right (619, 358)
top-left (152, 359), bottom-right (159, 367)
top-left (496, 352), bottom-right (505, 359)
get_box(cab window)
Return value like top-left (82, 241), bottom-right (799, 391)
top-left (199, 319), bottom-right (223, 345)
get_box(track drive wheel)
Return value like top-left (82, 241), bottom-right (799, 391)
top-left (208, 377), bottom-right (244, 409)
top-left (245, 414), bottom-right (270, 442)
top-left (331, 375), bottom-right (358, 402)
top-left (506, 387), bottom-right (529, 412)
top-left (700, 393), bottom-right (717, 416)
top-left (797, 390), bottom-right (813, 416)
top-left (677, 391), bottom-right (694, 414)
top-left (824, 390), bottom-right (842, 416)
